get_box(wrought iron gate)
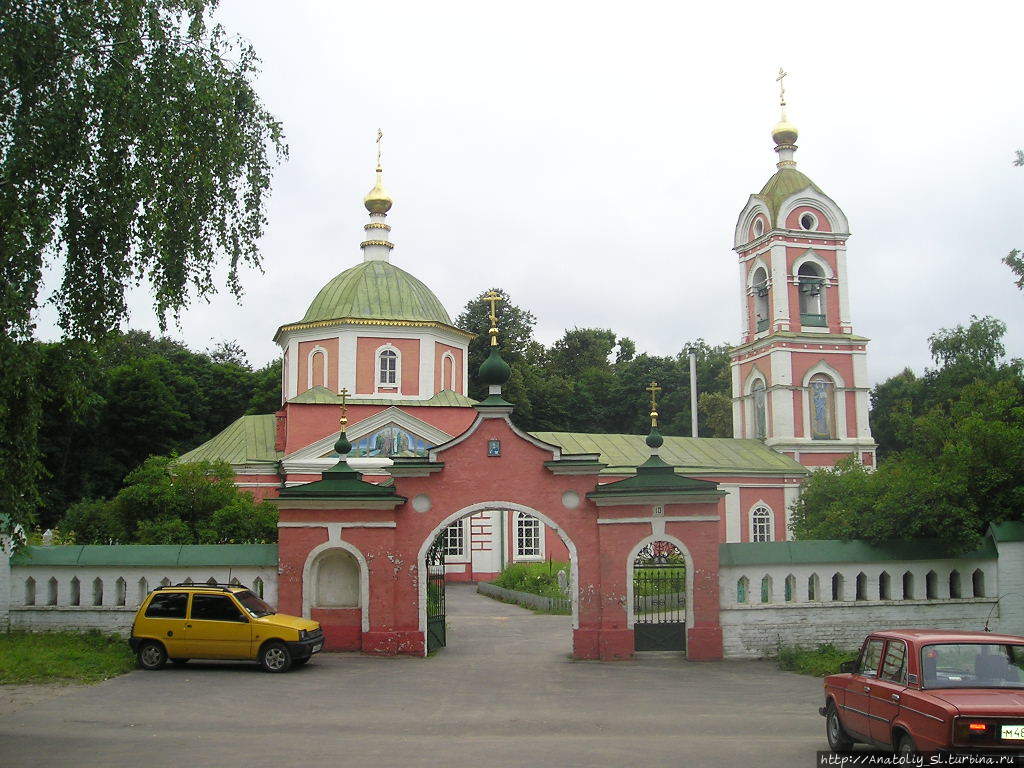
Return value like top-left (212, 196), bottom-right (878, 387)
top-left (632, 541), bottom-right (686, 652)
top-left (425, 536), bottom-right (446, 653)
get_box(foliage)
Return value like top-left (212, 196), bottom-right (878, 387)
top-left (0, 631), bottom-right (135, 684)
top-left (777, 643), bottom-right (857, 677)
top-left (797, 317), bottom-right (1024, 552)
top-left (456, 289), bottom-right (734, 436)
top-left (492, 560), bottom-right (571, 600)
top-left (1004, 150), bottom-right (1024, 290)
top-left (0, 0), bottom-right (286, 538)
top-left (59, 455), bottom-right (278, 544)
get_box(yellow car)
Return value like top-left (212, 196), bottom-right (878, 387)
top-left (129, 583), bottom-right (322, 673)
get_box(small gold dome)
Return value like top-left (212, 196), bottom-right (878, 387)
top-left (772, 119), bottom-right (798, 147)
top-left (363, 170), bottom-right (392, 214)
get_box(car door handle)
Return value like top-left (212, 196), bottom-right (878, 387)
top-left (185, 624), bottom-right (192, 628)
top-left (891, 694), bottom-right (900, 702)
top-left (863, 686), bottom-right (871, 692)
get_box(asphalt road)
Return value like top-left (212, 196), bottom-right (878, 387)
top-left (0, 585), bottom-right (828, 767)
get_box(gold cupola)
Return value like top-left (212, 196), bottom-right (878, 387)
top-left (771, 118), bottom-right (798, 148)
top-left (363, 128), bottom-right (393, 214)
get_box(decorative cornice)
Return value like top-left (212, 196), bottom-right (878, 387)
top-left (364, 222), bottom-right (391, 231)
top-left (275, 316), bottom-right (475, 341)
top-left (359, 239), bottom-right (394, 249)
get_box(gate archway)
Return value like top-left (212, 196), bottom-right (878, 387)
top-left (416, 501), bottom-right (580, 655)
top-left (627, 536), bottom-right (692, 653)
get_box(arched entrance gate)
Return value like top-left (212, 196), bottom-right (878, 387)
top-left (272, 400), bottom-right (726, 661)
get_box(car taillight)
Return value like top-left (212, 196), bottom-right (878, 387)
top-left (954, 718), bottom-right (997, 743)
top-left (968, 723), bottom-right (988, 732)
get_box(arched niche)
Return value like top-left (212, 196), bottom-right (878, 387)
top-left (313, 548), bottom-right (361, 608)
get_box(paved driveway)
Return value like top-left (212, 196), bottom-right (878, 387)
top-left (0, 585), bottom-right (827, 767)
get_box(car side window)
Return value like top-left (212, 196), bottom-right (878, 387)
top-left (145, 592), bottom-right (188, 619)
top-left (190, 594), bottom-right (247, 623)
top-left (880, 640), bottom-right (907, 684)
top-left (858, 639), bottom-right (884, 677)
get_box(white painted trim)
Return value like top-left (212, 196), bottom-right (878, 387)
top-left (440, 351), bottom-right (457, 392)
top-left (776, 189), bottom-right (850, 235)
top-left (792, 250), bottom-right (835, 280)
top-left (748, 501), bottom-right (775, 543)
top-left (512, 511), bottom-right (545, 561)
top-left (797, 210), bottom-right (819, 232)
top-left (800, 360), bottom-right (849, 442)
top-left (597, 516), bottom-right (719, 524)
top-left (279, 521), bottom-right (396, 528)
top-left (417, 502), bottom-right (580, 652)
top-left (300, 533), bottom-right (370, 631)
top-left (306, 345), bottom-right (328, 390)
top-left (375, 343), bottom-right (401, 391)
top-left (733, 195), bottom-right (772, 248)
top-left (625, 534), bottom-right (695, 630)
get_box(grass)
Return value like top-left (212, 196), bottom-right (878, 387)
top-left (777, 643), bottom-right (857, 677)
top-left (0, 631), bottom-right (135, 685)
top-left (491, 560), bottom-right (571, 600)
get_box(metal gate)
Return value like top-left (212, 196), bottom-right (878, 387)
top-left (632, 541), bottom-right (686, 652)
top-left (425, 536), bottom-right (446, 653)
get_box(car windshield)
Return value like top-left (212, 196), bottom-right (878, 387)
top-left (921, 643), bottom-right (1024, 689)
top-left (234, 590), bottom-right (275, 618)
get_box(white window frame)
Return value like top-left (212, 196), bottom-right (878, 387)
top-left (514, 512), bottom-right (544, 561)
top-left (442, 519), bottom-right (468, 561)
top-left (307, 345), bottom-right (328, 389)
top-left (441, 351), bottom-right (456, 392)
top-left (750, 504), bottom-right (774, 542)
top-left (798, 210), bottom-right (819, 231)
top-left (749, 376), bottom-right (768, 440)
top-left (376, 345), bottom-right (400, 390)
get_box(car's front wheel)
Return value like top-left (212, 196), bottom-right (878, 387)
top-left (137, 640), bottom-right (167, 671)
top-left (259, 641), bottom-right (293, 673)
top-left (896, 732), bottom-right (917, 755)
top-left (826, 702), bottom-right (854, 752)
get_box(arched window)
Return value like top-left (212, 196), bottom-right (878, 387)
top-left (442, 353), bottom-right (455, 391)
top-left (926, 570), bottom-right (938, 599)
top-left (808, 573), bottom-right (820, 601)
top-left (809, 374), bottom-right (837, 440)
top-left (784, 574), bottom-right (796, 602)
top-left (760, 574), bottom-right (773, 603)
top-left (753, 218), bottom-right (764, 238)
top-left (949, 570), bottom-right (961, 599)
top-left (443, 521), bottom-right (465, 558)
top-left (855, 572), bottom-right (867, 601)
top-left (24, 577), bottom-right (36, 606)
top-left (116, 577), bottom-right (127, 607)
top-left (206, 577), bottom-right (217, 586)
top-left (831, 573), bottom-right (845, 601)
top-left (798, 262), bottom-right (826, 324)
top-left (515, 513), bottom-right (542, 560)
top-left (92, 577), bottom-right (104, 606)
top-left (737, 576), bottom-right (749, 603)
top-left (47, 577), bottom-right (58, 606)
top-left (159, 577), bottom-right (171, 587)
top-left (137, 578), bottom-right (149, 605)
top-left (752, 267), bottom-right (770, 332)
top-left (972, 569), bottom-right (985, 598)
top-left (751, 379), bottom-right (767, 440)
top-left (253, 577), bottom-right (265, 598)
top-left (751, 506), bottom-right (773, 542)
top-left (879, 571), bottom-right (891, 601)
top-left (309, 348), bottom-right (327, 389)
top-left (378, 348), bottom-right (398, 386)
top-left (902, 571), bottom-right (915, 600)
top-left (313, 549), bottom-right (360, 608)
top-left (70, 576), bottom-right (81, 606)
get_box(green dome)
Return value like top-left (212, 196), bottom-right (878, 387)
top-left (479, 346), bottom-right (511, 387)
top-left (302, 261), bottom-right (453, 325)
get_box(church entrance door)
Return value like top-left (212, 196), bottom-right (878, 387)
top-left (632, 541), bottom-right (686, 652)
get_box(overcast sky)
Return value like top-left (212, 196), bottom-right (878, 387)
top-left (35, 1), bottom-right (1024, 386)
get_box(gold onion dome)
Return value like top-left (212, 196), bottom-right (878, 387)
top-left (772, 118), bottom-right (798, 147)
top-left (363, 168), bottom-right (392, 214)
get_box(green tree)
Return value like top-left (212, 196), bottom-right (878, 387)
top-left (60, 455), bottom-right (277, 544)
top-left (1, 0), bottom-right (286, 537)
top-left (456, 288), bottom-right (538, 404)
top-left (247, 358), bottom-right (283, 414)
top-left (1004, 150), bottom-right (1024, 289)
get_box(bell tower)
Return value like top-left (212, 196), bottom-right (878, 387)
top-left (730, 71), bottom-right (876, 468)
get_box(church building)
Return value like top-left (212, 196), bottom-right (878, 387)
top-left (182, 92), bottom-right (876, 578)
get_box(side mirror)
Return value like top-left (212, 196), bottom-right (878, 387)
top-left (839, 661), bottom-right (857, 674)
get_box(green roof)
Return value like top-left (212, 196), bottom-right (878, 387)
top-left (990, 521), bottom-right (1024, 543)
top-left (12, 544), bottom-right (279, 567)
top-left (532, 433), bottom-right (807, 476)
top-left (756, 167), bottom-right (824, 222)
top-left (588, 455), bottom-right (723, 499)
top-left (289, 386), bottom-right (477, 408)
top-left (179, 415), bottom-right (281, 465)
top-left (719, 538), bottom-right (997, 567)
top-left (300, 261), bottom-right (453, 326)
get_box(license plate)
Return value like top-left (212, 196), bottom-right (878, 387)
top-left (1001, 725), bottom-right (1024, 740)
top-left (311, 642), bottom-right (322, 653)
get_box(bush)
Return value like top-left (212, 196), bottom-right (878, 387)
top-left (0, 631), bottom-right (134, 684)
top-left (491, 560), bottom-right (570, 600)
top-left (777, 643), bottom-right (857, 677)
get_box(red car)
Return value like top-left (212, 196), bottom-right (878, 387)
top-left (822, 630), bottom-right (1024, 754)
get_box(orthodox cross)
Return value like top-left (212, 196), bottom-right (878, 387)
top-left (483, 290), bottom-right (503, 346)
top-left (375, 128), bottom-right (383, 172)
top-left (776, 67), bottom-right (789, 114)
top-left (338, 387), bottom-right (349, 429)
top-left (646, 381), bottom-right (662, 428)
